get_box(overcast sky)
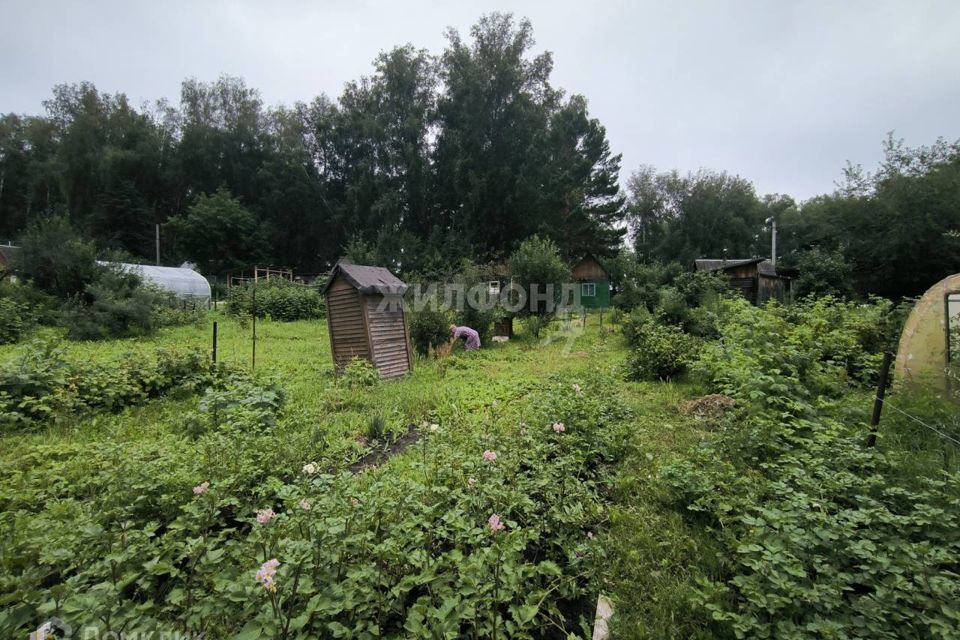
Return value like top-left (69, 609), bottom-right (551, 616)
top-left (2, 0), bottom-right (959, 201)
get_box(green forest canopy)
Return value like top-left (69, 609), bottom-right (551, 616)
top-left (1, 12), bottom-right (958, 298)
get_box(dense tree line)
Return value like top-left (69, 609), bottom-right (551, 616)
top-left (2, 12), bottom-right (957, 299)
top-left (625, 135), bottom-right (960, 298)
top-left (0, 14), bottom-right (625, 278)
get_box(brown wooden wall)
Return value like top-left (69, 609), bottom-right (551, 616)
top-left (366, 295), bottom-right (413, 379)
top-left (757, 275), bottom-right (787, 304)
top-left (571, 256), bottom-right (609, 281)
top-left (326, 275), bottom-right (370, 370)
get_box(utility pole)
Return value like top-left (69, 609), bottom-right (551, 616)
top-left (765, 217), bottom-right (777, 268)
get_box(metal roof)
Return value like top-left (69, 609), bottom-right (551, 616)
top-left (695, 258), bottom-right (780, 277)
top-left (323, 262), bottom-right (408, 296)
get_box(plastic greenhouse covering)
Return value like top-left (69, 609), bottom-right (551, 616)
top-left (99, 262), bottom-right (211, 300)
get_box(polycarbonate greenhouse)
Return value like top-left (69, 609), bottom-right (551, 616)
top-left (100, 262), bottom-right (211, 301)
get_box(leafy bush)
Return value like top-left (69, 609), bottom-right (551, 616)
top-left (624, 318), bottom-right (697, 381)
top-left (61, 264), bottom-right (174, 340)
top-left (509, 236), bottom-right (569, 336)
top-left (12, 215), bottom-right (98, 298)
top-left (0, 297), bottom-right (31, 344)
top-left (409, 306), bottom-right (452, 355)
top-left (793, 246), bottom-right (857, 299)
top-left (695, 297), bottom-right (888, 410)
top-left (662, 429), bottom-right (960, 640)
top-left (226, 279), bottom-right (324, 321)
top-left (0, 280), bottom-right (57, 326)
top-left (340, 356), bottom-right (380, 387)
top-left (522, 314), bottom-right (551, 339)
top-left (659, 294), bottom-right (960, 638)
top-left (454, 259), bottom-right (499, 344)
top-left (0, 340), bottom-right (222, 430)
top-left (191, 373), bottom-right (286, 435)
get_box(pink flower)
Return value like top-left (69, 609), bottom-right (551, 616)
top-left (255, 508), bottom-right (276, 525)
top-left (488, 513), bottom-right (505, 534)
top-left (468, 477), bottom-right (477, 487)
top-left (298, 499), bottom-right (312, 511)
top-left (193, 481), bottom-right (210, 496)
top-left (255, 558), bottom-right (280, 592)
top-left (552, 422), bottom-right (565, 433)
top-left (482, 450), bottom-right (498, 462)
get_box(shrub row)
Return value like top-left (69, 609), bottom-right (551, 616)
top-left (226, 279), bottom-right (325, 321)
top-left (0, 341), bottom-right (222, 430)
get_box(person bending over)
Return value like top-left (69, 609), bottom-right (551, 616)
top-left (449, 324), bottom-right (481, 351)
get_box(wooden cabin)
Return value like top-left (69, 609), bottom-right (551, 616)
top-left (571, 254), bottom-right (611, 309)
top-left (694, 258), bottom-right (792, 305)
top-left (322, 262), bottom-right (413, 379)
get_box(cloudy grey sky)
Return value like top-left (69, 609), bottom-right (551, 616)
top-left (2, 0), bottom-right (958, 200)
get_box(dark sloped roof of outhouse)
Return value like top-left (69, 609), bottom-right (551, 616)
top-left (323, 262), bottom-right (408, 296)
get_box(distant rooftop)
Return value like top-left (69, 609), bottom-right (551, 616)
top-left (695, 258), bottom-right (778, 277)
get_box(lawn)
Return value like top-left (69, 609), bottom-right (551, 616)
top-left (0, 313), bottom-right (708, 638)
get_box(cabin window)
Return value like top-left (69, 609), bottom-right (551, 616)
top-left (582, 282), bottom-right (596, 297)
top-left (488, 280), bottom-right (501, 296)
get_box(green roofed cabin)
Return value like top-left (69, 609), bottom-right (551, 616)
top-left (571, 253), bottom-right (610, 309)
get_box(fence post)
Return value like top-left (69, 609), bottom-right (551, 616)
top-left (867, 351), bottom-right (894, 447)
top-left (212, 321), bottom-right (218, 363)
top-left (251, 284), bottom-right (257, 372)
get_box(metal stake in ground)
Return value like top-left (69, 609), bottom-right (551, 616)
top-left (867, 351), bottom-right (894, 447)
top-left (251, 284), bottom-right (257, 372)
top-left (212, 321), bottom-right (218, 363)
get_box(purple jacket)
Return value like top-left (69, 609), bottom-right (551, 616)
top-left (453, 326), bottom-right (481, 350)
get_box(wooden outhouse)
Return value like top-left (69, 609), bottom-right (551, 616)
top-left (694, 258), bottom-right (792, 305)
top-left (322, 262), bottom-right (413, 379)
top-left (571, 253), bottom-right (611, 309)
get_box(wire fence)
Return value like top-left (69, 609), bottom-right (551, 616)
top-left (875, 394), bottom-right (960, 448)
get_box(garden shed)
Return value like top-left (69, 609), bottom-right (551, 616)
top-left (895, 272), bottom-right (960, 401)
top-left (571, 253), bottom-right (610, 309)
top-left (694, 258), bottom-right (792, 305)
top-left (322, 262), bottom-right (413, 379)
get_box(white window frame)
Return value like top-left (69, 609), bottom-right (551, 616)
top-left (581, 282), bottom-right (596, 297)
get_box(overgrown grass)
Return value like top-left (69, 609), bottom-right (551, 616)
top-left (0, 311), bottom-right (714, 637)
